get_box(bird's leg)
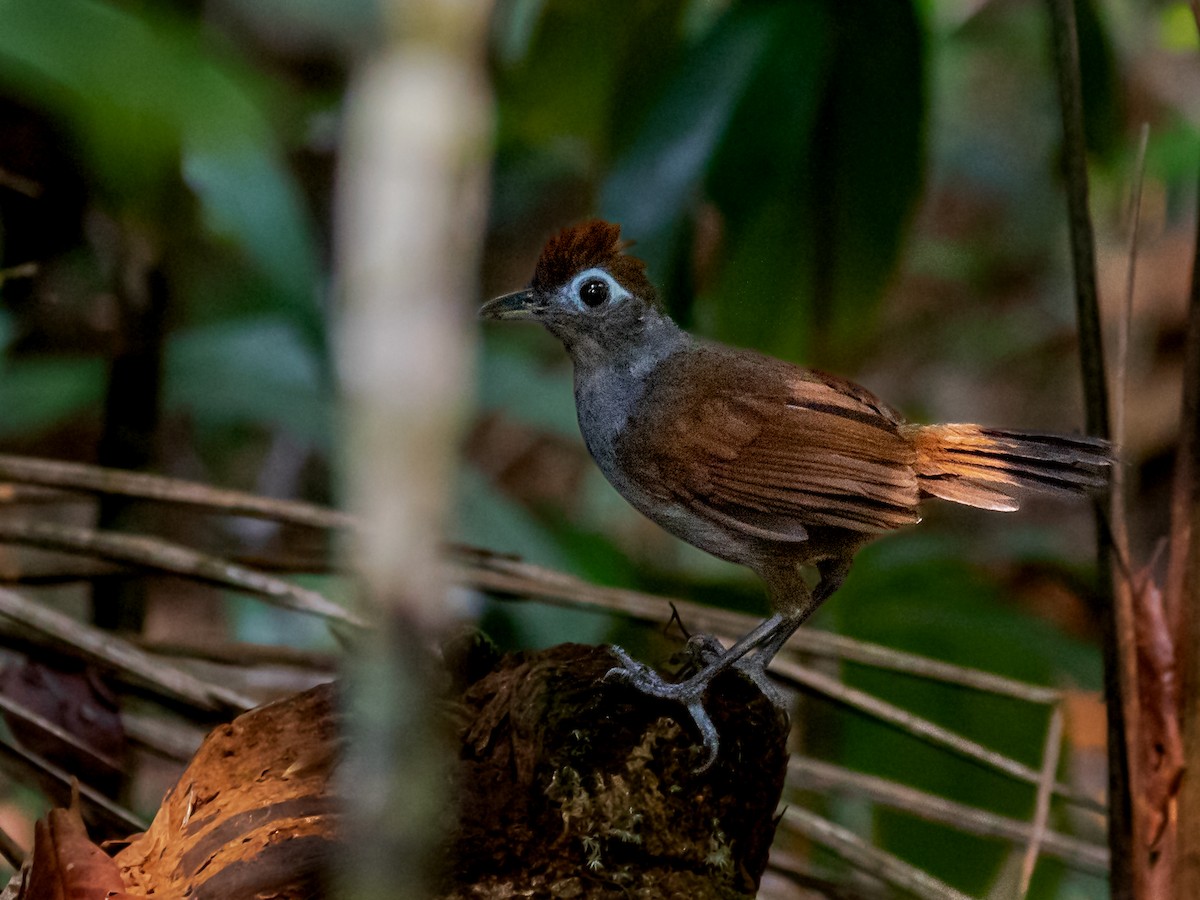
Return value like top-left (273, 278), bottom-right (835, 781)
top-left (731, 562), bottom-right (834, 702)
top-left (604, 612), bottom-right (788, 770)
top-left (605, 558), bottom-right (850, 770)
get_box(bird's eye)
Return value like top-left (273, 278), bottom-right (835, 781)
top-left (578, 277), bottom-right (610, 307)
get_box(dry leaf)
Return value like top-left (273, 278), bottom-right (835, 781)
top-left (1132, 564), bottom-right (1184, 849)
top-left (19, 803), bottom-right (132, 900)
top-left (114, 683), bottom-right (338, 898)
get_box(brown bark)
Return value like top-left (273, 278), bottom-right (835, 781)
top-left (445, 643), bottom-right (790, 899)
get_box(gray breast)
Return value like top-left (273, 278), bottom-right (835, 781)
top-left (574, 362), bottom-right (646, 482)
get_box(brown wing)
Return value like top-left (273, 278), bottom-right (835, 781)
top-left (619, 347), bottom-right (920, 538)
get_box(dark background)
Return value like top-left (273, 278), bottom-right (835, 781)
top-left (0, 0), bottom-right (1196, 896)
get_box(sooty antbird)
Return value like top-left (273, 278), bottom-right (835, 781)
top-left (480, 220), bottom-right (1111, 770)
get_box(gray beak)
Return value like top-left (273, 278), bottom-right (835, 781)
top-left (479, 289), bottom-right (537, 321)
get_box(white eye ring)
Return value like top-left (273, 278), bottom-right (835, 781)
top-left (568, 268), bottom-right (630, 310)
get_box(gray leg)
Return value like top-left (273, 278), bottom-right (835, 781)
top-left (604, 556), bottom-right (851, 771)
top-left (731, 562), bottom-right (836, 703)
top-left (604, 612), bottom-right (788, 771)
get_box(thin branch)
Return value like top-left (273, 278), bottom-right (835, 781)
top-left (0, 519), bottom-right (363, 629)
top-left (134, 638), bottom-right (338, 671)
top-left (787, 756), bottom-right (1107, 874)
top-left (778, 807), bottom-right (974, 900)
top-left (0, 587), bottom-right (257, 715)
top-left (0, 692), bottom-right (123, 775)
top-left (121, 711), bottom-right (204, 763)
top-left (1171, 10), bottom-right (1200, 897)
top-left (0, 484), bottom-right (76, 505)
top-left (0, 822), bottom-right (23, 871)
top-left (1018, 705), bottom-right (1065, 897)
top-left (453, 549), bottom-right (1061, 704)
top-left (1044, 0), bottom-right (1126, 893)
top-left (768, 848), bottom-right (893, 900)
top-left (0, 738), bottom-right (144, 836)
top-left (770, 657), bottom-right (1098, 810)
top-left (0, 168), bottom-right (41, 198)
top-left (0, 454), bottom-right (356, 530)
top-left (1045, 0), bottom-right (1109, 436)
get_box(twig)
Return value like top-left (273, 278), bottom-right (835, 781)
top-left (1018, 705), bottom-right (1065, 897)
top-left (0, 738), bottom-right (143, 836)
top-left (768, 848), bottom-right (893, 900)
top-left (121, 711), bottom-right (204, 763)
top-left (1171, 10), bottom-right (1200, 894)
top-left (1044, 0), bottom-right (1109, 436)
top-left (0, 822), bottom-right (23, 871)
top-left (787, 756), bottom-right (1107, 874)
top-left (1044, 0), bottom-right (1126, 893)
top-left (0, 168), bottom-right (41, 198)
top-left (1109, 122), bottom-right (1154, 897)
top-left (0, 454), bottom-right (356, 530)
top-left (778, 807), bottom-right (974, 900)
top-left (0, 519), bottom-right (363, 628)
top-left (0, 693), bottom-right (123, 775)
top-left (770, 656), bottom-right (1097, 810)
top-left (453, 550), bottom-right (1061, 704)
top-left (0, 587), bottom-right (257, 714)
top-left (134, 637), bottom-right (338, 671)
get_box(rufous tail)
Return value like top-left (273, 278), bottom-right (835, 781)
top-left (903, 424), bottom-right (1111, 512)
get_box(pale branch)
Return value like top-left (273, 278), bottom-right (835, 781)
top-left (0, 453), bottom-right (356, 530)
top-left (0, 587), bottom-right (257, 715)
top-left (121, 711), bottom-right (206, 763)
top-left (0, 519), bottom-right (363, 628)
top-left (133, 637), bottom-right (338, 671)
top-left (770, 656), bottom-right (1098, 811)
top-left (0, 692), bottom-right (123, 775)
top-left (786, 756), bottom-right (1107, 874)
top-left (1018, 704), bottom-right (1065, 897)
top-left (778, 807), bottom-right (974, 900)
top-left (452, 549), bottom-right (1061, 704)
top-left (0, 737), bottom-right (143, 836)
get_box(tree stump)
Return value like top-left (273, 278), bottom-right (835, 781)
top-left (446, 642), bottom-right (790, 899)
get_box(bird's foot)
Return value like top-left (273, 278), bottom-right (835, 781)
top-left (731, 653), bottom-right (787, 709)
top-left (683, 633), bottom-right (727, 668)
top-left (682, 633), bottom-right (786, 709)
top-left (604, 645), bottom-right (721, 772)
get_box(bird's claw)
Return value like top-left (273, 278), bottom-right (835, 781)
top-left (683, 633), bottom-right (727, 668)
top-left (604, 645), bottom-right (721, 772)
top-left (603, 650), bottom-right (703, 702)
top-left (732, 654), bottom-right (787, 709)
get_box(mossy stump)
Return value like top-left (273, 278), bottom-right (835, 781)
top-left (445, 642), bottom-right (790, 899)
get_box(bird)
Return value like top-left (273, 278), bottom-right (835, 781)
top-left (480, 219), bottom-right (1111, 769)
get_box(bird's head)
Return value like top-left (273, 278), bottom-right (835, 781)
top-left (480, 220), bottom-right (673, 364)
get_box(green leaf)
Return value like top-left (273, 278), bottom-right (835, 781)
top-left (454, 468), bottom-right (614, 650)
top-left (182, 147), bottom-right (321, 338)
top-left (708, 0), bottom-right (925, 363)
top-left (0, 355), bottom-right (105, 438)
top-left (820, 536), bottom-right (1100, 893)
top-left (599, 0), bottom-right (925, 365)
top-left (476, 331), bottom-right (578, 437)
top-left (0, 0), bottom-right (324, 342)
top-left (164, 316), bottom-right (331, 445)
top-left (601, 1), bottom-right (829, 309)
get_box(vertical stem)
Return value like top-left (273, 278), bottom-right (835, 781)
top-left (333, 3), bottom-right (492, 899)
top-left (1169, 100), bottom-right (1200, 899)
top-left (93, 234), bottom-right (167, 634)
top-left (1043, 1), bottom-right (1129, 897)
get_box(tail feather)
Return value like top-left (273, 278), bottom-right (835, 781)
top-left (904, 424), bottom-right (1111, 512)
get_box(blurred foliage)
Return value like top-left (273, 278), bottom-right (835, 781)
top-left (0, 0), bottom-right (1196, 895)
